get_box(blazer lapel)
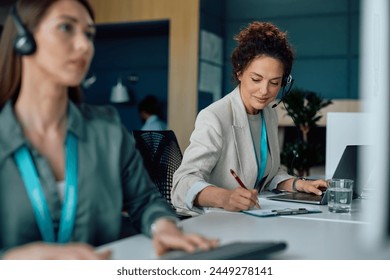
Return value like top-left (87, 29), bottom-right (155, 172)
top-left (262, 106), bottom-right (279, 187)
top-left (230, 88), bottom-right (258, 188)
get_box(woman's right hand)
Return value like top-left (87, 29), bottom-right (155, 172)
top-left (152, 218), bottom-right (218, 256)
top-left (2, 242), bottom-right (111, 260)
top-left (221, 187), bottom-right (259, 211)
top-left (195, 185), bottom-right (260, 211)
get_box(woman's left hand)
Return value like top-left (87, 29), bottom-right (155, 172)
top-left (293, 179), bottom-right (328, 195)
top-left (151, 218), bottom-right (219, 256)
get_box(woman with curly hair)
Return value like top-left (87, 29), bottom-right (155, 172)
top-left (172, 22), bottom-right (327, 214)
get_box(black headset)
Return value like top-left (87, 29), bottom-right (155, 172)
top-left (10, 4), bottom-right (36, 55)
top-left (282, 74), bottom-right (293, 88)
top-left (272, 74), bottom-right (294, 108)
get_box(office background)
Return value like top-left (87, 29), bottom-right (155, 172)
top-left (1, 0), bottom-right (389, 262)
top-left (0, 0), bottom-right (360, 150)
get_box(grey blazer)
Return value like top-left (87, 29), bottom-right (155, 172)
top-left (171, 86), bottom-right (291, 212)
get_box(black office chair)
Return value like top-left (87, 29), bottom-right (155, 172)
top-left (132, 130), bottom-right (183, 208)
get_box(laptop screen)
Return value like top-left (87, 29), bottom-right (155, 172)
top-left (267, 145), bottom-right (369, 205)
top-left (332, 145), bottom-right (371, 198)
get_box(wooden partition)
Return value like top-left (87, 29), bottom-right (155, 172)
top-left (89, 0), bottom-right (200, 149)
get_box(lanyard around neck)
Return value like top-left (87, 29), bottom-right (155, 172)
top-left (14, 133), bottom-right (78, 243)
top-left (251, 111), bottom-right (268, 185)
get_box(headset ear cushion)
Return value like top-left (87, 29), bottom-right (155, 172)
top-left (282, 76), bottom-right (287, 87)
top-left (282, 74), bottom-right (292, 88)
top-left (11, 4), bottom-right (37, 56)
top-left (14, 33), bottom-right (36, 55)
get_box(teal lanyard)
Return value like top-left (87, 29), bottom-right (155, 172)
top-left (253, 112), bottom-right (268, 185)
top-left (14, 133), bottom-right (78, 243)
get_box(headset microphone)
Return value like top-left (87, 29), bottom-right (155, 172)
top-left (272, 74), bottom-right (294, 108)
top-left (10, 5), bottom-right (36, 56)
top-left (272, 98), bottom-right (283, 108)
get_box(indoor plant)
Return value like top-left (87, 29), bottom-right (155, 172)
top-left (280, 88), bottom-right (332, 176)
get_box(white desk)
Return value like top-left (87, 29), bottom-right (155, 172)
top-left (98, 197), bottom-right (390, 260)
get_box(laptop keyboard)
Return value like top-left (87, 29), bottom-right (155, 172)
top-left (289, 192), bottom-right (323, 201)
top-left (275, 192), bottom-right (323, 202)
top-left (160, 241), bottom-right (287, 260)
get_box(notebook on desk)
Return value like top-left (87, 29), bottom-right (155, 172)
top-left (267, 145), bottom-right (365, 205)
top-left (159, 241), bottom-right (287, 260)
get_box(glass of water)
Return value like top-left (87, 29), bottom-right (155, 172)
top-left (327, 179), bottom-right (354, 213)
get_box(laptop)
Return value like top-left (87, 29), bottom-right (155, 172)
top-left (159, 241), bottom-right (287, 260)
top-left (267, 145), bottom-right (365, 205)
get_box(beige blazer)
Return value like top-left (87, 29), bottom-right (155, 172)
top-left (171, 86), bottom-right (289, 212)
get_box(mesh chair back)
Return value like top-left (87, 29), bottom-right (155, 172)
top-left (132, 130), bottom-right (183, 207)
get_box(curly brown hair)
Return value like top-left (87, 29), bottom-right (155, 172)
top-left (231, 21), bottom-right (294, 86)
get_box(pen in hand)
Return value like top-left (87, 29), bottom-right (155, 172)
top-left (229, 169), bottom-right (260, 209)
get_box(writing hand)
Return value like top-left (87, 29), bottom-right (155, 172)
top-left (221, 187), bottom-right (260, 211)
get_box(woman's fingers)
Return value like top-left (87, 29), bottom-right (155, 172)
top-left (153, 231), bottom-right (219, 256)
